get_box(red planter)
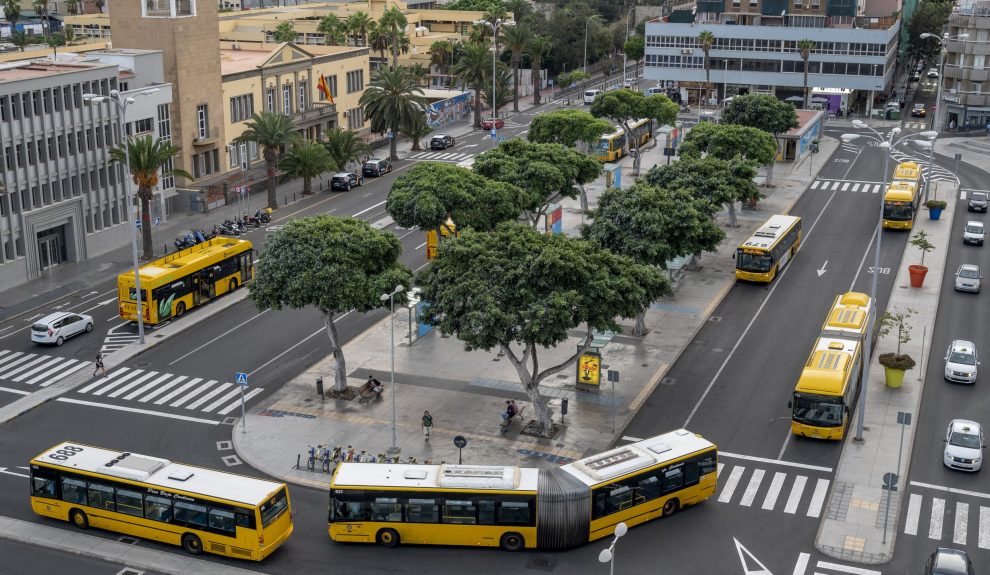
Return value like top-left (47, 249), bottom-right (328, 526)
top-left (908, 264), bottom-right (929, 288)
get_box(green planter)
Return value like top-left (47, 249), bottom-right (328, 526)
top-left (883, 366), bottom-right (906, 388)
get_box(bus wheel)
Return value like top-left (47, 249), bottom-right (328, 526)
top-left (69, 509), bottom-right (88, 529)
top-left (376, 528), bottom-right (400, 548)
top-left (229, 278), bottom-right (238, 292)
top-left (500, 532), bottom-right (524, 552)
top-left (175, 302), bottom-right (186, 317)
top-left (182, 533), bottom-right (203, 555)
top-left (662, 498), bottom-right (680, 517)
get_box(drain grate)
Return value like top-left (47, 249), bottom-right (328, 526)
top-left (115, 569), bottom-right (144, 575)
top-left (221, 417), bottom-right (237, 425)
top-left (661, 377), bottom-right (676, 386)
top-left (708, 316), bottom-right (722, 323)
top-left (117, 536), bottom-right (139, 545)
top-left (135, 362), bottom-right (150, 368)
top-left (216, 440), bottom-right (233, 450)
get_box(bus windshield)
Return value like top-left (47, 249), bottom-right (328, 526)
top-left (261, 488), bottom-right (289, 526)
top-left (792, 393), bottom-right (843, 427)
top-left (593, 139), bottom-right (610, 154)
top-left (736, 251), bottom-right (772, 272)
top-left (883, 201), bottom-right (913, 221)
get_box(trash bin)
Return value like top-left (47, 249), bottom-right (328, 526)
top-left (316, 376), bottom-right (324, 398)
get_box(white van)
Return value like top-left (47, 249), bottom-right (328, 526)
top-left (584, 89), bottom-right (602, 105)
top-left (644, 86), bottom-right (665, 96)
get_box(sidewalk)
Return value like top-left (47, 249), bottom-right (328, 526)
top-left (232, 133), bottom-right (839, 488)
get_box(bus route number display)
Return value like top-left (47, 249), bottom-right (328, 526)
top-left (48, 445), bottom-right (84, 461)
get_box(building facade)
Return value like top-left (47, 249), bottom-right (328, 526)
top-left (942, 3), bottom-right (990, 132)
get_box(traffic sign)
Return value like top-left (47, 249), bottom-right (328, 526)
top-left (135, 220), bottom-right (141, 229)
top-left (154, 216), bottom-right (160, 226)
top-left (235, 372), bottom-right (248, 386)
top-left (453, 435), bottom-right (467, 449)
top-left (490, 128), bottom-right (497, 140)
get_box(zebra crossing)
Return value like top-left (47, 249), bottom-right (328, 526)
top-left (810, 179), bottom-right (885, 194)
top-left (901, 485), bottom-right (990, 551)
top-left (406, 151), bottom-right (475, 163)
top-left (715, 458), bottom-right (831, 518)
top-left (902, 121), bottom-right (928, 130)
top-left (0, 349), bottom-right (91, 389)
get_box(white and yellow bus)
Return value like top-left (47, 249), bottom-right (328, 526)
top-left (30, 442), bottom-right (293, 561)
top-left (328, 429), bottom-right (717, 551)
top-left (735, 215), bottom-right (802, 282)
top-left (882, 180), bottom-right (921, 230)
top-left (592, 128), bottom-right (628, 162)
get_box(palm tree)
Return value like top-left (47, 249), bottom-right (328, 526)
top-left (502, 25), bottom-right (530, 113)
top-left (527, 35), bottom-right (551, 106)
top-left (281, 142), bottom-right (337, 195)
top-left (321, 128), bottom-right (372, 173)
top-left (2, 0), bottom-right (21, 27)
top-left (346, 11), bottom-right (371, 46)
top-left (109, 136), bottom-right (190, 260)
top-left (797, 39), bottom-right (817, 109)
top-left (367, 22), bottom-right (390, 60)
top-left (32, 0), bottom-right (48, 38)
top-left (317, 14), bottom-right (346, 46)
top-left (65, 0), bottom-right (79, 16)
top-left (698, 31), bottom-right (714, 105)
top-left (400, 113), bottom-right (432, 152)
top-left (378, 5), bottom-right (408, 68)
top-left (409, 62), bottom-right (430, 86)
top-left (428, 39), bottom-right (454, 87)
top-left (359, 66), bottom-right (427, 161)
top-left (233, 112), bottom-right (299, 211)
top-left (482, 63), bottom-right (512, 116)
top-left (451, 41), bottom-right (490, 128)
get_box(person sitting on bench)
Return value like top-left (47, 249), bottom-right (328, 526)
top-left (501, 400), bottom-right (518, 422)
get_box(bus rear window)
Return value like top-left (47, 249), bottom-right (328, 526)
top-left (261, 488), bottom-right (288, 526)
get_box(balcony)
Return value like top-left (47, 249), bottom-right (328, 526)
top-left (944, 65), bottom-right (990, 83)
top-left (290, 102), bottom-right (337, 127)
top-left (192, 127), bottom-right (221, 146)
top-left (962, 93), bottom-right (990, 107)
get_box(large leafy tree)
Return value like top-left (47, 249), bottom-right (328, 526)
top-left (624, 35), bottom-right (645, 79)
top-left (528, 109), bottom-right (615, 148)
top-left (272, 21), bottom-right (297, 44)
top-left (378, 5), bottom-right (408, 68)
top-left (359, 66), bottom-right (427, 161)
top-left (387, 162), bottom-right (524, 238)
top-left (321, 128), bottom-right (372, 173)
top-left (643, 156), bottom-right (760, 223)
top-left (250, 216), bottom-right (413, 393)
top-left (281, 142), bottom-right (336, 195)
top-left (233, 112), bottom-right (300, 210)
top-left (797, 39), bottom-right (816, 109)
top-left (502, 24), bottom-right (531, 113)
top-left (527, 35), bottom-right (551, 105)
top-left (2, 0), bottom-right (20, 27)
top-left (585, 184), bottom-right (722, 334)
top-left (721, 94), bottom-right (799, 187)
top-left (400, 112), bottom-right (432, 151)
top-left (418, 223), bottom-right (668, 436)
top-left (109, 136), bottom-right (190, 260)
top-left (451, 41), bottom-right (491, 128)
top-left (590, 89), bottom-right (679, 175)
top-left (473, 139), bottom-right (600, 228)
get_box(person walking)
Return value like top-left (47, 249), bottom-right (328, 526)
top-left (422, 410), bottom-right (433, 441)
top-left (93, 353), bottom-right (106, 377)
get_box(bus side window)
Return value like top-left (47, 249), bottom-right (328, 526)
top-left (144, 495), bottom-right (172, 523)
top-left (87, 482), bottom-right (115, 512)
top-left (593, 490), bottom-right (608, 519)
top-left (637, 473), bottom-right (661, 501)
top-left (115, 487), bottom-right (144, 517)
top-left (497, 499), bottom-right (533, 525)
top-left (477, 499), bottom-right (496, 524)
top-left (698, 452), bottom-right (717, 475)
top-left (236, 509), bottom-right (255, 528)
top-left (683, 459), bottom-right (700, 485)
top-left (30, 468), bottom-right (57, 498)
top-left (209, 508), bottom-right (237, 533)
top-left (405, 498), bottom-right (439, 523)
top-left (61, 477), bottom-right (87, 505)
top-left (661, 467), bottom-right (684, 494)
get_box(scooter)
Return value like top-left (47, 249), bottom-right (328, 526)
top-left (243, 212), bottom-right (261, 228)
top-left (254, 208), bottom-right (272, 224)
top-left (680, 103), bottom-right (691, 114)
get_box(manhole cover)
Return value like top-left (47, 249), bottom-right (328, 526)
top-left (661, 377), bottom-right (676, 386)
top-left (708, 316), bottom-right (722, 323)
top-left (117, 536), bottom-right (139, 545)
top-left (525, 556), bottom-right (556, 572)
top-left (135, 362), bottom-right (151, 368)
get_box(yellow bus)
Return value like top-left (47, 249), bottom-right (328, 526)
top-left (882, 181), bottom-right (921, 230)
top-left (735, 215), bottom-right (802, 282)
top-left (628, 118), bottom-right (657, 147)
top-left (790, 292), bottom-right (872, 441)
top-left (29, 441), bottom-right (293, 561)
top-left (328, 429), bottom-right (716, 551)
top-left (592, 128), bottom-right (627, 162)
top-left (118, 237), bottom-right (254, 325)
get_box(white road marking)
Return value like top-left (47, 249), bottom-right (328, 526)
top-left (910, 481), bottom-right (990, 500)
top-left (815, 561), bottom-right (880, 575)
top-left (38, 360), bottom-right (88, 386)
top-left (137, 375), bottom-right (187, 403)
top-left (718, 466), bottom-right (745, 503)
top-left (78, 368), bottom-right (130, 394)
top-left (154, 377), bottom-right (203, 405)
top-left (170, 379), bottom-right (219, 408)
top-left (202, 387), bottom-right (244, 413)
top-left (980, 506), bottom-right (990, 549)
top-left (91, 369), bottom-right (144, 396)
top-left (57, 398), bottom-right (220, 425)
top-left (955, 501), bottom-right (969, 545)
top-left (0, 386), bottom-right (30, 395)
top-left (792, 552), bottom-right (810, 575)
top-left (806, 478), bottom-right (829, 518)
top-left (739, 469), bottom-right (765, 507)
top-left (0, 354), bottom-right (48, 379)
top-left (169, 310), bottom-right (269, 365)
top-left (217, 388), bottom-right (264, 415)
top-left (185, 382), bottom-right (233, 410)
top-left (811, 180), bottom-right (821, 189)
top-left (0, 352), bottom-right (28, 371)
top-left (841, 182), bottom-right (850, 191)
top-left (351, 200), bottom-right (387, 219)
top-left (107, 370), bottom-right (159, 399)
top-left (762, 472), bottom-right (787, 511)
top-left (784, 475), bottom-right (807, 514)
top-left (904, 493), bottom-right (922, 535)
top-left (929, 497), bottom-right (945, 540)
top-left (718, 451), bottom-right (832, 473)
top-left (123, 372), bottom-right (173, 401)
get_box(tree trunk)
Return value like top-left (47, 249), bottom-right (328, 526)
top-left (512, 56), bottom-right (520, 113)
top-left (265, 157), bottom-right (278, 210)
top-left (389, 133), bottom-right (398, 162)
top-left (391, 35), bottom-right (398, 68)
top-left (323, 309), bottom-right (348, 392)
top-left (578, 183), bottom-right (589, 212)
top-left (302, 175), bottom-right (313, 195)
top-left (766, 137), bottom-right (779, 187)
top-left (473, 90), bottom-right (482, 128)
top-left (803, 63), bottom-right (809, 109)
top-left (633, 310), bottom-right (647, 337)
top-left (139, 189), bottom-right (154, 260)
top-left (726, 200), bottom-right (739, 227)
top-left (411, 138), bottom-right (422, 151)
top-left (532, 59), bottom-right (541, 106)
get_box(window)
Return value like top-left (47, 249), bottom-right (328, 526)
top-left (298, 81), bottom-right (307, 111)
top-left (266, 87), bottom-right (275, 112)
top-left (283, 85), bottom-right (292, 115)
top-left (157, 103), bottom-right (172, 141)
top-left (87, 482), bottom-right (115, 511)
top-left (174, 501), bottom-right (208, 527)
top-left (638, 473), bottom-right (661, 501)
top-left (115, 488), bottom-right (144, 517)
top-left (662, 466), bottom-right (685, 493)
top-left (975, 55), bottom-right (985, 70)
top-left (128, 118), bottom-right (153, 135)
top-left (3, 146), bottom-right (12, 171)
top-left (497, 500), bottom-right (532, 525)
top-left (61, 477), bottom-right (87, 504)
top-left (443, 500), bottom-right (477, 524)
top-left (405, 498), bottom-right (439, 523)
top-left (229, 94), bottom-right (254, 123)
top-left (347, 107), bottom-right (364, 130)
top-left (15, 144), bottom-right (24, 168)
top-left (31, 474), bottom-right (56, 498)
top-left (371, 497), bottom-right (403, 522)
top-left (699, 451), bottom-right (717, 475)
top-left (346, 70), bottom-right (365, 93)
top-left (208, 508), bottom-right (236, 533)
top-left (330, 75), bottom-right (338, 98)
top-left (0, 95), bottom-right (7, 122)
top-left (196, 104), bottom-right (208, 139)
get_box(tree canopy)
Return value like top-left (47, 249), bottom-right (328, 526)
top-left (590, 89), bottom-right (678, 174)
top-left (527, 109), bottom-right (615, 148)
top-left (642, 156), bottom-right (760, 218)
top-left (907, 1), bottom-right (953, 63)
top-left (678, 122), bottom-right (778, 166)
top-left (417, 222), bottom-right (667, 435)
top-left (250, 216), bottom-right (412, 391)
top-left (721, 94), bottom-right (799, 135)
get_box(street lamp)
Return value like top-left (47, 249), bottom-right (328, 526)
top-left (622, 1), bottom-right (634, 88)
top-left (474, 18), bottom-right (514, 136)
top-left (380, 284), bottom-right (405, 455)
top-left (597, 522), bottom-right (628, 575)
top-left (920, 32), bottom-right (968, 134)
top-left (583, 15), bottom-right (601, 76)
top-left (83, 88), bottom-right (159, 346)
top-left (841, 122), bottom-right (936, 443)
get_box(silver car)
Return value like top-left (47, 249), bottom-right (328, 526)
top-left (30, 311), bottom-right (94, 346)
top-left (955, 264), bottom-right (982, 293)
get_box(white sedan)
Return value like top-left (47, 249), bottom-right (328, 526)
top-left (944, 419), bottom-right (984, 472)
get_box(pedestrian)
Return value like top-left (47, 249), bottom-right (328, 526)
top-left (93, 353), bottom-right (106, 377)
top-left (422, 410), bottom-right (433, 441)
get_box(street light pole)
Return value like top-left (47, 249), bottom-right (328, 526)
top-left (622, 1), bottom-right (631, 88)
top-left (380, 284), bottom-right (404, 455)
top-left (475, 19), bottom-right (513, 136)
top-left (583, 15), bottom-right (599, 76)
top-left (598, 522), bottom-right (628, 575)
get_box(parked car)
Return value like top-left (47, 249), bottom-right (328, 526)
top-left (945, 340), bottom-right (979, 384)
top-left (910, 71), bottom-right (921, 81)
top-left (362, 158), bottom-right (391, 177)
top-left (481, 117), bottom-right (505, 130)
top-left (943, 420), bottom-right (984, 472)
top-left (964, 221), bottom-right (985, 246)
top-left (955, 264), bottom-right (982, 293)
top-left (968, 191), bottom-right (988, 212)
top-left (330, 172), bottom-right (362, 191)
top-left (430, 134), bottom-right (456, 150)
top-left (623, 79), bottom-right (635, 88)
top-left (584, 89), bottom-right (602, 105)
top-left (928, 67), bottom-right (940, 78)
top-left (31, 312), bottom-right (94, 346)
top-left (912, 103), bottom-right (927, 117)
top-left (925, 548), bottom-right (976, 575)
top-left (644, 86), bottom-right (665, 96)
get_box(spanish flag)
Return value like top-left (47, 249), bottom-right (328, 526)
top-left (317, 74), bottom-right (333, 104)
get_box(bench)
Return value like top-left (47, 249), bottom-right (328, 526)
top-left (358, 380), bottom-right (384, 404)
top-left (499, 405), bottom-right (527, 434)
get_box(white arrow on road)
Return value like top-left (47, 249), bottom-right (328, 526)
top-left (97, 298), bottom-right (117, 306)
top-left (0, 467), bottom-right (30, 478)
top-left (462, 144), bottom-right (480, 148)
top-left (734, 538), bottom-right (774, 574)
top-left (817, 260), bottom-right (829, 277)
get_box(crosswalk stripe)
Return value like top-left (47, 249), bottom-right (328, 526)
top-left (12, 356), bottom-right (63, 382)
top-left (154, 377), bottom-right (202, 405)
top-left (202, 387), bottom-right (246, 413)
top-left (170, 379), bottom-right (218, 408)
top-left (124, 373), bottom-right (174, 401)
top-left (872, 184), bottom-right (880, 193)
top-left (762, 472), bottom-right (786, 511)
top-left (91, 369), bottom-right (144, 396)
top-left (107, 370), bottom-right (159, 399)
top-left (811, 180), bottom-right (821, 190)
top-left (739, 469), bottom-right (765, 507)
top-left (850, 183), bottom-right (860, 192)
top-left (0, 354), bottom-right (49, 379)
top-left (717, 462), bottom-right (724, 477)
top-left (0, 351), bottom-right (25, 368)
top-left (78, 367), bottom-right (130, 394)
top-left (0, 352), bottom-right (33, 375)
top-left (955, 502), bottom-right (969, 545)
top-left (930, 498), bottom-right (945, 540)
top-left (185, 382), bottom-right (233, 410)
top-left (806, 478), bottom-right (829, 518)
top-left (140, 375), bottom-right (188, 403)
top-left (980, 506), bottom-right (990, 549)
top-left (718, 466), bottom-right (745, 503)
top-left (841, 182), bottom-right (850, 191)
top-left (217, 387), bottom-right (264, 415)
top-left (905, 493), bottom-right (922, 535)
top-left (784, 475), bottom-right (807, 514)
top-left (38, 361), bottom-right (89, 387)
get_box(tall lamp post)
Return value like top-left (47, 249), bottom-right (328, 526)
top-left (380, 284), bottom-right (404, 455)
top-left (83, 88), bottom-right (160, 346)
top-left (583, 15), bottom-right (601, 76)
top-left (621, 1), bottom-right (634, 88)
top-left (920, 32), bottom-right (968, 135)
top-left (474, 18), bottom-right (514, 136)
top-left (598, 522), bottom-right (628, 575)
top-left (841, 122), bottom-right (936, 443)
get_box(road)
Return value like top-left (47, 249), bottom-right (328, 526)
top-left (0, 538), bottom-right (162, 575)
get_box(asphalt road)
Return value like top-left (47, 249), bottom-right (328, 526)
top-left (0, 538), bottom-right (163, 575)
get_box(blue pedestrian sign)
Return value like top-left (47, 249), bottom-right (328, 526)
top-left (135, 220), bottom-right (141, 229)
top-left (154, 216), bottom-right (160, 226)
top-left (490, 128), bottom-right (497, 140)
top-left (235, 372), bottom-right (248, 386)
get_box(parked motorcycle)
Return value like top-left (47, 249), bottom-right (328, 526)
top-left (680, 104), bottom-right (691, 114)
top-left (255, 208), bottom-right (272, 224)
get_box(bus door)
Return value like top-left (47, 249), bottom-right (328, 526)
top-left (194, 269), bottom-right (217, 305)
top-left (239, 252), bottom-right (253, 284)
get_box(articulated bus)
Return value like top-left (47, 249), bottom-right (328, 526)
top-left (790, 292), bottom-right (873, 440)
top-left (328, 429), bottom-right (717, 551)
top-left (29, 442), bottom-right (293, 561)
top-left (735, 214), bottom-right (802, 282)
top-left (883, 161), bottom-right (923, 229)
top-left (117, 237), bottom-right (254, 325)
top-left (592, 128), bottom-right (628, 162)
top-left (628, 118), bottom-right (657, 147)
